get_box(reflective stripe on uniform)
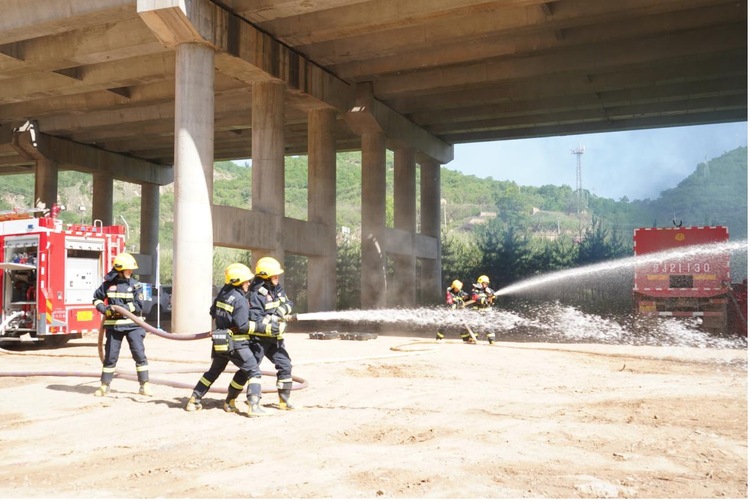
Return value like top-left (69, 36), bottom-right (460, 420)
top-left (216, 301), bottom-right (234, 313)
top-left (103, 318), bottom-right (136, 326)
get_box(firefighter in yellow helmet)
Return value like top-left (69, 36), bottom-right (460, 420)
top-left (436, 279), bottom-right (474, 343)
top-left (245, 256), bottom-right (297, 412)
top-left (470, 274), bottom-right (496, 344)
top-left (185, 263), bottom-right (265, 415)
top-left (92, 252), bottom-right (152, 396)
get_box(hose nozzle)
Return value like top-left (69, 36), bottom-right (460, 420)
top-left (285, 314), bottom-right (298, 322)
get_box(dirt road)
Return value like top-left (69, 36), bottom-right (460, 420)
top-left (0, 331), bottom-right (746, 498)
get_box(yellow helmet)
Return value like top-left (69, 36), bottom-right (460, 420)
top-left (113, 252), bottom-right (138, 271)
top-left (477, 275), bottom-right (489, 285)
top-left (225, 263), bottom-right (253, 285)
top-left (451, 280), bottom-right (463, 290)
top-left (255, 256), bottom-right (284, 279)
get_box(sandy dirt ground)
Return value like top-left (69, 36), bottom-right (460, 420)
top-left (0, 328), bottom-right (746, 499)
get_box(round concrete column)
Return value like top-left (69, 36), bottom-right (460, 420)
top-left (34, 157), bottom-right (58, 211)
top-left (92, 172), bottom-right (114, 226)
top-left (307, 108), bottom-right (337, 311)
top-left (420, 159), bottom-right (442, 304)
top-left (250, 80), bottom-right (285, 266)
top-left (139, 182), bottom-right (160, 285)
top-left (172, 42), bottom-right (214, 333)
top-left (393, 147), bottom-right (417, 306)
top-left (360, 131), bottom-right (387, 309)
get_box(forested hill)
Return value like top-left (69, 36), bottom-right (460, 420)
top-left (0, 146), bottom-right (746, 244)
top-left (635, 146), bottom-right (747, 239)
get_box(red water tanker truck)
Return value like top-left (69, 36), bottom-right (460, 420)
top-left (633, 226), bottom-right (747, 336)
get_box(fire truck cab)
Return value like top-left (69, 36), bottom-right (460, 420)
top-left (0, 208), bottom-right (126, 345)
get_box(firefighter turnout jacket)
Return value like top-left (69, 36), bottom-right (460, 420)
top-left (92, 269), bottom-right (144, 330)
top-left (471, 283), bottom-right (496, 309)
top-left (210, 284), bottom-right (252, 350)
top-left (247, 277), bottom-right (294, 339)
top-left (445, 286), bottom-right (468, 309)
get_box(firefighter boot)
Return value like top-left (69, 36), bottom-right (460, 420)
top-left (246, 394), bottom-right (267, 417)
top-left (139, 382), bottom-right (154, 396)
top-left (487, 332), bottom-right (496, 345)
top-left (223, 399), bottom-right (241, 413)
top-left (277, 381), bottom-right (295, 410)
top-left (436, 332), bottom-right (445, 342)
top-left (224, 382), bottom-right (243, 413)
top-left (185, 394), bottom-right (202, 412)
top-left (93, 384), bottom-right (110, 397)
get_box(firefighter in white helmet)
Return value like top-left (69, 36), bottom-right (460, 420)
top-left (185, 263), bottom-right (265, 415)
top-left (92, 252), bottom-right (152, 396)
top-left (245, 256), bottom-right (296, 412)
top-left (470, 274), bottom-right (496, 344)
top-left (436, 279), bottom-right (474, 343)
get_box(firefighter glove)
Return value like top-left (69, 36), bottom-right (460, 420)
top-left (96, 303), bottom-right (108, 315)
top-left (105, 307), bottom-right (116, 318)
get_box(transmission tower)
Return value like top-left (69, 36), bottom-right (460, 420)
top-left (570, 145), bottom-right (585, 214)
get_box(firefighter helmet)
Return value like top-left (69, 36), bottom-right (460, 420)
top-left (451, 280), bottom-right (463, 290)
top-left (255, 257), bottom-right (284, 279)
top-left (113, 252), bottom-right (138, 271)
top-left (225, 263), bottom-right (253, 285)
top-left (477, 275), bottom-right (490, 285)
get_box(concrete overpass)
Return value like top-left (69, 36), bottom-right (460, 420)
top-left (0, 0), bottom-right (746, 331)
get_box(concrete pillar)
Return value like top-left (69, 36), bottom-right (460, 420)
top-left (139, 183), bottom-right (160, 285)
top-left (34, 158), bottom-right (58, 211)
top-left (172, 42), bottom-right (214, 333)
top-left (420, 159), bottom-right (442, 304)
top-left (307, 108), bottom-right (337, 312)
top-left (360, 131), bottom-right (387, 309)
top-left (251, 80), bottom-right (285, 264)
top-left (92, 172), bottom-right (114, 226)
top-left (393, 147), bottom-right (417, 306)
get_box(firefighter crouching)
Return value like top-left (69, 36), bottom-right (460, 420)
top-left (185, 263), bottom-right (264, 415)
top-left (92, 252), bottom-right (152, 397)
top-left (437, 279), bottom-right (475, 343)
top-left (470, 275), bottom-right (496, 345)
top-left (247, 257), bottom-right (296, 412)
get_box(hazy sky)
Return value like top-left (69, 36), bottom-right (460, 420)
top-left (446, 122), bottom-right (748, 201)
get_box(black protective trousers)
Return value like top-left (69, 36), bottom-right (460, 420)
top-left (192, 343), bottom-right (262, 399)
top-left (250, 336), bottom-right (293, 381)
top-left (100, 327), bottom-right (149, 385)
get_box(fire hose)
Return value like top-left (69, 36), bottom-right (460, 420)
top-left (0, 305), bottom-right (309, 394)
top-left (0, 306), bottom-right (443, 394)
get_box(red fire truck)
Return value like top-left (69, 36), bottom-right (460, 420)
top-left (633, 225), bottom-right (746, 335)
top-left (0, 208), bottom-right (126, 346)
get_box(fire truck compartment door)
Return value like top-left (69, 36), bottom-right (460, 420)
top-left (65, 237), bottom-right (104, 251)
top-left (4, 236), bottom-right (39, 249)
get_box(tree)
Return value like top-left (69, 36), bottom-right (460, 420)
top-left (476, 219), bottom-right (533, 288)
top-left (441, 232), bottom-right (482, 290)
top-left (576, 218), bottom-right (629, 266)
